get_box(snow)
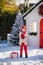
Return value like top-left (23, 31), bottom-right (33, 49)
top-left (0, 42), bottom-right (43, 65)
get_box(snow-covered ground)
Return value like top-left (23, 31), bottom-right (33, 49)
top-left (0, 42), bottom-right (43, 65)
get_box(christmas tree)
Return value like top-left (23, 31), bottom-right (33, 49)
top-left (9, 12), bottom-right (24, 45)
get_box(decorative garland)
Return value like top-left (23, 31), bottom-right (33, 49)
top-left (29, 32), bottom-right (37, 36)
top-left (38, 4), bottom-right (43, 16)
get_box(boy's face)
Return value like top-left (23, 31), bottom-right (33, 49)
top-left (22, 28), bottom-right (26, 32)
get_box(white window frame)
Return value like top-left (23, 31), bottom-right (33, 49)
top-left (30, 22), bottom-right (37, 32)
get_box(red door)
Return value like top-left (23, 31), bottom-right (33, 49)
top-left (40, 18), bottom-right (43, 48)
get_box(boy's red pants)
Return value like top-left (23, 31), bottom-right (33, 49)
top-left (20, 43), bottom-right (28, 57)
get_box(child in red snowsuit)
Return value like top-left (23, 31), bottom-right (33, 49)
top-left (19, 25), bottom-right (28, 58)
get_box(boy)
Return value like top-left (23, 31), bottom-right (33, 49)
top-left (19, 25), bottom-right (28, 58)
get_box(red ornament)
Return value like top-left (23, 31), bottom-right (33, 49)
top-left (21, 33), bottom-right (24, 39)
top-left (38, 4), bottom-right (43, 16)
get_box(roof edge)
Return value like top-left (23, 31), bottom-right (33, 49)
top-left (23, 0), bottom-right (42, 18)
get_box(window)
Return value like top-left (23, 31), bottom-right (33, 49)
top-left (30, 22), bottom-right (37, 32)
top-left (29, 22), bottom-right (37, 35)
top-left (33, 22), bottom-right (37, 32)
